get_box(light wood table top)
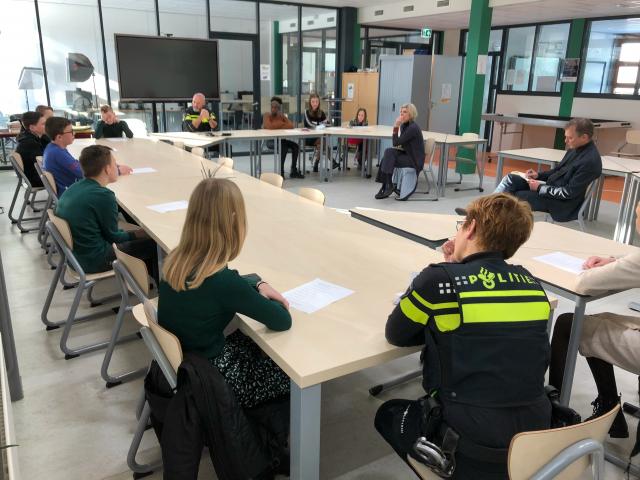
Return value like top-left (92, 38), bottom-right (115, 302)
top-left (609, 156), bottom-right (640, 173)
top-left (498, 147), bottom-right (566, 163)
top-left (71, 138), bottom-right (443, 388)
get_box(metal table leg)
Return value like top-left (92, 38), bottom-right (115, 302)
top-left (559, 296), bottom-right (587, 406)
top-left (614, 174), bottom-right (631, 242)
top-left (495, 153), bottom-right (505, 188)
top-left (290, 381), bottom-right (321, 480)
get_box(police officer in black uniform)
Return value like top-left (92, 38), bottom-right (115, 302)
top-left (375, 193), bottom-right (552, 479)
top-left (183, 92), bottom-right (218, 133)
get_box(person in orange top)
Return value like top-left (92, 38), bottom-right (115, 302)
top-left (262, 96), bottom-right (304, 179)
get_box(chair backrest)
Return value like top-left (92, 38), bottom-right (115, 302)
top-left (299, 187), bottom-right (325, 205)
top-left (577, 180), bottom-right (597, 220)
top-left (36, 155), bottom-right (43, 168)
top-left (191, 147), bottom-right (205, 157)
top-left (47, 209), bottom-right (73, 249)
top-left (113, 243), bottom-right (150, 297)
top-left (41, 171), bottom-right (58, 198)
top-left (241, 94), bottom-right (253, 113)
top-left (8, 151), bottom-right (24, 174)
top-left (142, 299), bottom-right (183, 375)
top-left (260, 172), bottom-right (284, 188)
top-left (424, 138), bottom-right (437, 169)
top-left (406, 456), bottom-right (442, 479)
top-left (626, 129), bottom-right (640, 146)
top-left (122, 118), bottom-right (148, 137)
top-left (219, 157), bottom-right (234, 169)
top-left (508, 405), bottom-right (619, 479)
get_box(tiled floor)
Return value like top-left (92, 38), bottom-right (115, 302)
top-left (2, 150), bottom-right (638, 479)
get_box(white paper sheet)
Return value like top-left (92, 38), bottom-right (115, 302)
top-left (132, 167), bottom-right (157, 174)
top-left (283, 278), bottom-right (354, 314)
top-left (147, 200), bottom-right (188, 213)
top-left (534, 252), bottom-right (584, 275)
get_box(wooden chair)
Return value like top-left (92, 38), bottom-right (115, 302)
top-left (41, 210), bottom-right (121, 359)
top-left (420, 138), bottom-right (438, 196)
top-left (611, 130), bottom-right (640, 159)
top-left (260, 172), bottom-right (284, 188)
top-left (219, 157), bottom-right (234, 169)
top-left (241, 94), bottom-right (254, 129)
top-left (299, 187), bottom-right (325, 205)
top-left (8, 151), bottom-right (45, 233)
top-left (407, 405), bottom-right (619, 480)
top-left (191, 147), bottom-right (205, 157)
top-left (35, 162), bottom-right (56, 249)
top-left (100, 244), bottom-right (154, 388)
top-left (127, 299), bottom-right (181, 477)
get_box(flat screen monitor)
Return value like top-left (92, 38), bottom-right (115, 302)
top-left (115, 34), bottom-right (219, 101)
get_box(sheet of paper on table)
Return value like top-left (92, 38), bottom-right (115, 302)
top-left (147, 200), bottom-right (188, 213)
top-left (283, 278), bottom-right (354, 314)
top-left (132, 167), bottom-right (157, 174)
top-left (533, 252), bottom-right (585, 275)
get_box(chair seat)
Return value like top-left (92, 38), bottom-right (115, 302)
top-left (132, 298), bottom-right (158, 327)
top-left (407, 456), bottom-right (440, 479)
top-left (68, 268), bottom-right (115, 282)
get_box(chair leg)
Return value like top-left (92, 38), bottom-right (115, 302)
top-left (136, 384), bottom-right (148, 420)
top-left (127, 402), bottom-right (161, 477)
top-left (101, 301), bottom-right (146, 388)
top-left (7, 178), bottom-right (22, 223)
top-left (369, 368), bottom-right (422, 396)
top-left (41, 255), bottom-right (66, 330)
top-left (16, 187), bottom-right (42, 233)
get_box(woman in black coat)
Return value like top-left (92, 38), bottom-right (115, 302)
top-left (375, 103), bottom-right (425, 199)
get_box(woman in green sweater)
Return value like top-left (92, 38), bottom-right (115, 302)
top-left (158, 178), bottom-right (292, 409)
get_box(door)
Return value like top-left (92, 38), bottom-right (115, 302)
top-left (428, 56), bottom-right (463, 134)
top-left (210, 33), bottom-right (259, 130)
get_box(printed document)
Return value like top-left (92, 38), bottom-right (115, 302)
top-left (283, 279), bottom-right (354, 314)
top-left (147, 200), bottom-right (188, 213)
top-left (534, 252), bottom-right (584, 274)
top-left (132, 167), bottom-right (157, 174)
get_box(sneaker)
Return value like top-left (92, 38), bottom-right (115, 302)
top-left (586, 396), bottom-right (629, 438)
top-left (290, 170), bottom-right (305, 179)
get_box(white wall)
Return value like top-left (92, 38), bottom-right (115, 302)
top-left (572, 97), bottom-right (636, 153)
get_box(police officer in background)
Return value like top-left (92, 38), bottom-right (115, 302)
top-left (183, 92), bottom-right (218, 132)
top-left (375, 193), bottom-right (551, 479)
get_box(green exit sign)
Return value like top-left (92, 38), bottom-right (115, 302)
top-left (421, 28), bottom-right (432, 39)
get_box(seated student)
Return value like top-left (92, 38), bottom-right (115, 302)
top-left (303, 93), bottom-right (328, 172)
top-left (43, 117), bottom-right (133, 194)
top-left (158, 178), bottom-right (291, 475)
top-left (95, 105), bottom-right (133, 139)
top-left (348, 107), bottom-right (368, 169)
top-left (375, 193), bottom-right (551, 480)
top-left (494, 118), bottom-right (602, 222)
top-left (548, 201), bottom-right (640, 440)
top-left (42, 117), bottom-right (83, 194)
top-left (35, 105), bottom-right (54, 120)
top-left (15, 111), bottom-right (48, 187)
top-left (263, 96), bottom-right (304, 179)
top-left (183, 92), bottom-right (218, 132)
top-left (374, 103), bottom-right (425, 200)
top-left (55, 145), bottom-right (158, 282)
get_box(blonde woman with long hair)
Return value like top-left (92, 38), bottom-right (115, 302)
top-left (159, 178), bottom-right (291, 410)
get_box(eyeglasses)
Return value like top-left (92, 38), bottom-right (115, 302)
top-left (455, 220), bottom-right (465, 231)
top-left (62, 129), bottom-right (75, 136)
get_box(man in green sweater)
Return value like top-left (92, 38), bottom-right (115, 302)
top-left (55, 144), bottom-right (158, 282)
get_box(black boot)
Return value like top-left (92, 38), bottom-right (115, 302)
top-left (290, 168), bottom-right (305, 179)
top-left (312, 160), bottom-right (319, 173)
top-left (586, 395), bottom-right (629, 438)
top-left (375, 183), bottom-right (394, 199)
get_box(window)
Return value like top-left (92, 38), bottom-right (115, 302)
top-left (210, 0), bottom-right (256, 34)
top-left (159, 0), bottom-right (207, 39)
top-left (580, 17), bottom-right (640, 96)
top-left (531, 23), bottom-right (570, 92)
top-left (0, 0), bottom-right (47, 119)
top-left (463, 28), bottom-right (503, 54)
top-left (502, 26), bottom-right (536, 91)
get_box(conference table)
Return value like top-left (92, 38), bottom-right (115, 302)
top-left (150, 126), bottom-right (488, 197)
top-left (496, 147), bottom-right (636, 242)
top-left (68, 137), bottom-right (444, 480)
top-left (349, 207), bottom-right (639, 407)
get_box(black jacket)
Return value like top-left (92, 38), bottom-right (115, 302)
top-left (145, 353), bottom-right (288, 480)
top-left (537, 141), bottom-right (602, 222)
top-left (392, 121), bottom-right (425, 171)
top-left (15, 131), bottom-right (49, 187)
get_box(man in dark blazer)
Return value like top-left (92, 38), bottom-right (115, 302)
top-left (494, 118), bottom-right (602, 222)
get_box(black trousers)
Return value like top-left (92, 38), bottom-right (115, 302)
top-left (495, 174), bottom-right (554, 213)
top-left (550, 313), bottom-right (618, 400)
top-left (280, 139), bottom-right (299, 174)
top-left (375, 397), bottom-right (550, 480)
top-left (376, 148), bottom-right (415, 183)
